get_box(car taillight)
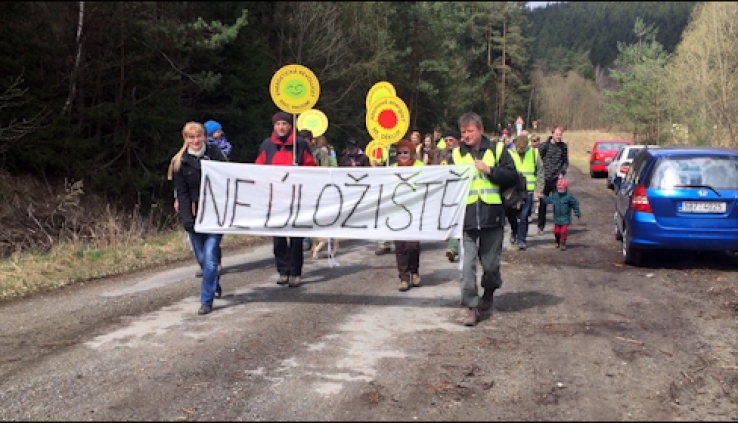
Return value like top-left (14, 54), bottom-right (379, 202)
top-left (594, 153), bottom-right (602, 161)
top-left (632, 184), bottom-right (652, 213)
top-left (619, 164), bottom-right (630, 174)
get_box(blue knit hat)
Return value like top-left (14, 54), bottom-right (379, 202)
top-left (204, 120), bottom-right (222, 137)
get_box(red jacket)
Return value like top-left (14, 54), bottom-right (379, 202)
top-left (255, 132), bottom-right (317, 167)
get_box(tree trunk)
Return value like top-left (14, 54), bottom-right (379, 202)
top-left (408, 11), bottom-right (420, 128)
top-left (500, 4), bottom-right (507, 125)
top-left (63, 1), bottom-right (85, 114)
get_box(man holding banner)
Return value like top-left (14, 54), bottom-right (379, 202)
top-left (255, 112), bottom-right (317, 288)
top-left (452, 112), bottom-right (518, 326)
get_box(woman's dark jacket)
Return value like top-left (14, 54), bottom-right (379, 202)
top-left (175, 144), bottom-right (227, 232)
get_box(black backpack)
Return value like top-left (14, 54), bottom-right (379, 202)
top-left (491, 143), bottom-right (528, 213)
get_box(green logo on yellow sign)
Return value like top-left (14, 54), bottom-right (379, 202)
top-left (296, 109), bottom-right (329, 137)
top-left (270, 64), bottom-right (320, 114)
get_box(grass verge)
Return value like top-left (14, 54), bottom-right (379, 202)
top-left (560, 130), bottom-right (632, 174)
top-left (0, 231), bottom-right (268, 301)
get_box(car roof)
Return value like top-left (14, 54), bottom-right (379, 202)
top-left (595, 139), bottom-right (630, 143)
top-left (626, 144), bottom-right (658, 149)
top-left (646, 146), bottom-right (738, 158)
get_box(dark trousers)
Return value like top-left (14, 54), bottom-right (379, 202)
top-left (505, 208), bottom-right (520, 238)
top-left (394, 240), bottom-right (420, 282)
top-left (537, 178), bottom-right (558, 230)
top-left (273, 237), bottom-right (305, 277)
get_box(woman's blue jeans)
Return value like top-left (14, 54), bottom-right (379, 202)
top-left (188, 232), bottom-right (223, 305)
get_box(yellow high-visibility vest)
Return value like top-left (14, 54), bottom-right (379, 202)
top-left (436, 137), bottom-right (446, 150)
top-left (510, 148), bottom-right (538, 192)
top-left (452, 142), bottom-right (503, 205)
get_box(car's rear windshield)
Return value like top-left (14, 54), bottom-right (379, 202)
top-left (596, 142), bottom-right (629, 151)
top-left (649, 155), bottom-right (738, 190)
top-left (626, 147), bottom-right (642, 159)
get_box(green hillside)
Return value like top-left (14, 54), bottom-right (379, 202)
top-left (529, 1), bottom-right (696, 68)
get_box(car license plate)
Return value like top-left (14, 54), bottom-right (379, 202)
top-left (678, 201), bottom-right (726, 213)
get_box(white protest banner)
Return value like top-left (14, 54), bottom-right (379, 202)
top-left (195, 162), bottom-right (474, 241)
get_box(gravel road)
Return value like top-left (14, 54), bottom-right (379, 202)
top-left (1, 167), bottom-right (737, 421)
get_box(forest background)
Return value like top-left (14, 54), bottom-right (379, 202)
top-left (1, 1), bottom-right (736, 266)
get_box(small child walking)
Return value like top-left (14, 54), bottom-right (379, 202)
top-left (539, 178), bottom-right (581, 251)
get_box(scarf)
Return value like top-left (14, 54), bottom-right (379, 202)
top-left (188, 146), bottom-right (206, 158)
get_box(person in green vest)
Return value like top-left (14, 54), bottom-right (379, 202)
top-left (507, 135), bottom-right (545, 251)
top-left (392, 139), bottom-right (425, 292)
top-left (452, 112), bottom-right (518, 327)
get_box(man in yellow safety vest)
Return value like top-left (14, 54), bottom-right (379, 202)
top-left (507, 135), bottom-right (545, 251)
top-left (452, 112), bottom-right (518, 327)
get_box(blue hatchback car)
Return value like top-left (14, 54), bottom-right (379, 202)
top-left (614, 146), bottom-right (738, 266)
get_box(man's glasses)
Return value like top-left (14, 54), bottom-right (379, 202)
top-left (398, 151), bottom-right (412, 155)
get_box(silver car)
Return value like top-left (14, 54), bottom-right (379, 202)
top-left (607, 145), bottom-right (659, 190)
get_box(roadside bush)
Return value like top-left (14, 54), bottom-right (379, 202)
top-left (0, 171), bottom-right (177, 258)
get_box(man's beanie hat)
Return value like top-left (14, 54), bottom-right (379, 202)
top-left (444, 129), bottom-right (460, 139)
top-left (272, 111), bottom-right (293, 125)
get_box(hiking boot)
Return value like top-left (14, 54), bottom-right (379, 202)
top-left (445, 250), bottom-right (457, 262)
top-left (538, 228), bottom-right (545, 236)
top-left (412, 273), bottom-right (421, 287)
top-left (375, 246), bottom-right (391, 255)
top-left (277, 275), bottom-right (289, 285)
top-left (288, 276), bottom-right (302, 288)
top-left (518, 242), bottom-right (527, 251)
top-left (215, 284), bottom-right (222, 299)
top-left (463, 308), bottom-right (479, 326)
top-left (218, 264), bottom-right (223, 275)
top-left (198, 304), bottom-right (213, 315)
top-left (509, 234), bottom-right (516, 245)
top-left (560, 243), bottom-right (567, 251)
top-left (479, 290), bottom-right (495, 312)
top-left (398, 280), bottom-right (410, 292)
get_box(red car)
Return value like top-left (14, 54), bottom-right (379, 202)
top-left (588, 139), bottom-right (632, 178)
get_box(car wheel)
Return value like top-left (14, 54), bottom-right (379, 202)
top-left (614, 212), bottom-right (623, 241)
top-left (622, 227), bottom-right (642, 266)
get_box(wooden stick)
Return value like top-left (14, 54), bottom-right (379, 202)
top-left (615, 336), bottom-right (644, 345)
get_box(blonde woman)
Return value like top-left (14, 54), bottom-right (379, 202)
top-left (168, 122), bottom-right (227, 315)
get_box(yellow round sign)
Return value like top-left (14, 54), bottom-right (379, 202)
top-left (270, 64), bottom-right (320, 114)
top-left (365, 81), bottom-right (396, 111)
top-left (365, 140), bottom-right (389, 164)
top-left (366, 96), bottom-right (410, 144)
top-left (296, 109), bottom-right (329, 137)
